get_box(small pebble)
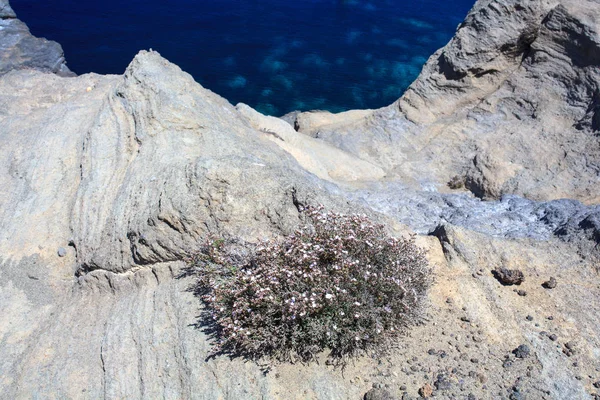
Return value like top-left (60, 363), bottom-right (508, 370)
top-left (517, 290), bottom-right (527, 296)
top-left (526, 315), bottom-right (533, 321)
top-left (57, 247), bottom-right (67, 257)
top-left (418, 383), bottom-right (433, 398)
top-left (513, 344), bottom-right (531, 359)
top-left (493, 268), bottom-right (525, 285)
top-left (434, 374), bottom-right (452, 391)
top-left (565, 342), bottom-right (575, 350)
top-left (542, 277), bottom-right (557, 289)
top-left (593, 381), bottom-right (600, 389)
top-left (364, 388), bottom-right (393, 400)
top-left (549, 334), bottom-right (558, 341)
top-left (563, 348), bottom-right (575, 357)
top-left (547, 316), bottom-right (554, 321)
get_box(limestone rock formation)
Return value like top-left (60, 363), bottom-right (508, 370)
top-left (1, 0), bottom-right (600, 399)
top-left (287, 0), bottom-right (600, 203)
top-left (0, 49), bottom-right (361, 399)
top-left (0, 0), bottom-right (73, 76)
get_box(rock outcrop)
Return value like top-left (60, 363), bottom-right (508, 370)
top-left (0, 0), bottom-right (73, 76)
top-left (0, 0), bottom-right (15, 18)
top-left (1, 0), bottom-right (600, 399)
top-left (287, 0), bottom-right (600, 204)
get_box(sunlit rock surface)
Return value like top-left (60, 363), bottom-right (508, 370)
top-left (1, 0), bottom-right (599, 398)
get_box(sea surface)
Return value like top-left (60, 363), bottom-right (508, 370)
top-left (12, 0), bottom-right (475, 116)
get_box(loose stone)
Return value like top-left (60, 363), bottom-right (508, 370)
top-left (513, 345), bottom-right (531, 359)
top-left (418, 383), bottom-right (433, 398)
top-left (493, 268), bottom-right (525, 285)
top-left (542, 277), bottom-right (557, 289)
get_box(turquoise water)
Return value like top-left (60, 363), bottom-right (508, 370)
top-left (12, 0), bottom-right (475, 115)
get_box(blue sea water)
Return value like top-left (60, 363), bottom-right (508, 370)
top-left (11, 0), bottom-right (475, 116)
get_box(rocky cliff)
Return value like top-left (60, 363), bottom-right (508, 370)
top-left (1, 0), bottom-right (599, 399)
top-left (0, 0), bottom-right (73, 76)
top-left (291, 0), bottom-right (600, 204)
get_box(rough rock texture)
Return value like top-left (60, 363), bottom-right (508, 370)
top-left (1, 0), bottom-right (600, 399)
top-left (287, 0), bottom-right (600, 203)
top-left (0, 0), bottom-right (73, 76)
top-left (492, 267), bottom-right (526, 286)
top-left (236, 102), bottom-right (385, 183)
top-left (0, 0), bottom-right (16, 18)
top-left (0, 51), bottom-right (352, 276)
top-left (0, 51), bottom-right (366, 399)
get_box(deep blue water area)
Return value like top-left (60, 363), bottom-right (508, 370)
top-left (12, 0), bottom-right (475, 116)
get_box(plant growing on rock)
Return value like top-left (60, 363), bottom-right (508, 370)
top-left (189, 206), bottom-right (431, 366)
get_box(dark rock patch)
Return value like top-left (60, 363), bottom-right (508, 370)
top-left (513, 345), bottom-right (531, 359)
top-left (542, 277), bottom-right (557, 289)
top-left (364, 388), bottom-right (396, 400)
top-left (493, 268), bottom-right (525, 286)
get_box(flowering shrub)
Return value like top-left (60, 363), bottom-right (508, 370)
top-left (190, 206), bottom-right (431, 365)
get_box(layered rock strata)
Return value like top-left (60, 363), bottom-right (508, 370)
top-left (287, 0), bottom-right (600, 203)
